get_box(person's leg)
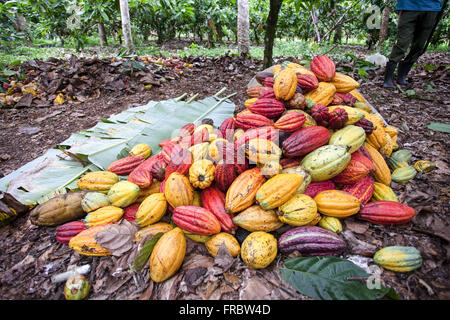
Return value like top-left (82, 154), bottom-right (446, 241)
top-left (384, 11), bottom-right (419, 88)
top-left (397, 11), bottom-right (439, 85)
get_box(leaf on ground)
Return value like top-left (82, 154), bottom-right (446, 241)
top-left (279, 256), bottom-right (400, 300)
top-left (94, 219), bottom-right (138, 257)
top-left (131, 232), bottom-right (163, 272)
top-left (427, 122), bottom-right (450, 133)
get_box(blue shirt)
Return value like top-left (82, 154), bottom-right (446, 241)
top-left (396, 0), bottom-right (443, 11)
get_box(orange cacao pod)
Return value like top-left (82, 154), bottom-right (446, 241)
top-left (107, 155), bottom-right (145, 176)
top-left (310, 55), bottom-right (336, 82)
top-left (274, 112), bottom-right (306, 132)
top-left (341, 176), bottom-right (374, 205)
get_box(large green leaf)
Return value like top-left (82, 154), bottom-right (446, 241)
top-left (280, 256), bottom-right (400, 300)
top-left (427, 122), bottom-right (450, 133)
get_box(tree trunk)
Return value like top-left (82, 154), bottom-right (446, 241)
top-left (237, 0), bottom-right (250, 55)
top-left (263, 0), bottom-right (283, 69)
top-left (98, 21), bottom-right (108, 47)
top-left (119, 0), bottom-right (134, 52)
top-left (377, 0), bottom-right (390, 51)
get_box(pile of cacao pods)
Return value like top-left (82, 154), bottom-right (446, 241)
top-left (29, 55), bottom-right (430, 287)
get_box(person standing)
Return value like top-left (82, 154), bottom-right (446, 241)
top-left (383, 0), bottom-right (445, 88)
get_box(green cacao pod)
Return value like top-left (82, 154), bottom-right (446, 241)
top-left (373, 246), bottom-right (422, 272)
top-left (391, 166), bottom-right (417, 184)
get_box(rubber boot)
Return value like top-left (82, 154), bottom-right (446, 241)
top-left (383, 61), bottom-right (397, 88)
top-left (397, 61), bottom-right (413, 86)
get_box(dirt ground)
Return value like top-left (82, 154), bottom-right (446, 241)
top-left (0, 47), bottom-right (449, 300)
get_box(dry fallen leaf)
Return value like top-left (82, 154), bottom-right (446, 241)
top-left (94, 220), bottom-right (138, 257)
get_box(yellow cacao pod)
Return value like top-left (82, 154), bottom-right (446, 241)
top-left (331, 73), bottom-right (359, 93)
top-left (256, 174), bottom-right (304, 210)
top-left (69, 225), bottom-right (112, 256)
top-left (245, 138), bottom-right (282, 165)
top-left (318, 216), bottom-right (343, 233)
top-left (149, 227), bottom-right (186, 283)
top-left (188, 142), bottom-right (210, 162)
top-left (273, 68), bottom-right (297, 101)
top-left (107, 181), bottom-right (140, 208)
top-left (77, 171), bottom-right (120, 194)
top-left (83, 206), bottom-right (124, 228)
top-left (189, 159), bottom-right (216, 189)
top-left (205, 232), bottom-right (241, 257)
top-left (349, 89), bottom-right (366, 103)
top-left (314, 190), bottom-right (361, 218)
top-left (134, 222), bottom-right (173, 242)
top-left (277, 194), bottom-right (317, 226)
top-left (135, 193), bottom-right (167, 227)
top-left (136, 180), bottom-right (162, 203)
top-left (328, 105), bottom-right (365, 125)
top-left (304, 82), bottom-right (336, 106)
top-left (129, 143), bottom-right (152, 159)
top-left (164, 172), bottom-right (194, 208)
top-left (232, 205), bottom-right (284, 232)
top-left (241, 231), bottom-right (277, 269)
top-left (364, 143), bottom-right (391, 186)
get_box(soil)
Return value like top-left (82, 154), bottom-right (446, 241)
top-left (0, 46), bottom-right (449, 300)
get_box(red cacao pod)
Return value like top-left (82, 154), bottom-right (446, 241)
top-left (107, 155), bottom-right (145, 176)
top-left (179, 127), bottom-right (209, 149)
top-left (178, 123), bottom-right (195, 137)
top-left (274, 111), bottom-right (306, 132)
top-left (282, 126), bottom-right (330, 158)
top-left (297, 73), bottom-right (319, 92)
top-left (201, 185), bottom-right (236, 233)
top-left (127, 164), bottom-right (154, 188)
top-left (123, 203), bottom-right (140, 222)
top-left (235, 112), bottom-right (274, 131)
top-left (258, 87), bottom-right (276, 99)
top-left (310, 55), bottom-right (336, 82)
top-left (248, 98), bottom-right (286, 119)
top-left (151, 160), bottom-right (167, 181)
top-left (335, 92), bottom-right (356, 106)
top-left (311, 104), bottom-right (331, 127)
top-left (165, 149), bottom-right (193, 179)
top-left (279, 157), bottom-right (303, 169)
top-left (172, 205), bottom-right (221, 235)
top-left (218, 117), bottom-right (236, 141)
top-left (161, 143), bottom-right (184, 163)
top-left (215, 161), bottom-right (240, 193)
top-left (56, 221), bottom-right (87, 244)
top-left (333, 152), bottom-right (375, 185)
top-left (263, 77), bottom-right (274, 87)
top-left (304, 181), bottom-right (336, 198)
top-left (354, 118), bottom-right (376, 135)
top-left (328, 107), bottom-right (348, 130)
top-left (358, 201), bottom-right (416, 225)
top-left (330, 94), bottom-right (344, 106)
top-left (341, 176), bottom-right (374, 205)
top-left (234, 126), bottom-right (279, 150)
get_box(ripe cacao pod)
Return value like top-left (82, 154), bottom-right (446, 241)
top-left (311, 104), bottom-right (330, 127)
top-left (107, 155), bottom-right (145, 176)
top-left (297, 73), bottom-right (319, 92)
top-left (331, 73), bottom-right (359, 93)
top-left (172, 205), bottom-right (221, 235)
top-left (225, 167), bottom-right (266, 214)
top-left (280, 166), bottom-right (312, 194)
top-left (149, 227), bottom-right (186, 282)
top-left (248, 98), bottom-right (286, 118)
top-left (201, 185), bottom-right (235, 233)
top-left (263, 77), bottom-right (274, 87)
top-left (135, 193), bottom-right (167, 227)
top-left (258, 87), bottom-right (276, 99)
top-left (364, 143), bottom-right (391, 186)
top-left (235, 112), bottom-right (274, 131)
top-left (282, 126), bottom-right (330, 158)
top-left (304, 180), bottom-right (336, 198)
top-left (164, 172), bottom-right (194, 209)
top-left (373, 246), bottom-right (422, 272)
top-left (255, 71), bottom-right (273, 84)
top-left (273, 67), bottom-right (297, 101)
top-left (310, 55), bottom-right (336, 82)
top-left (77, 171), bottom-right (120, 193)
top-left (205, 233), bottom-right (241, 258)
top-left (150, 160), bottom-right (167, 181)
top-left (69, 224), bottom-right (112, 256)
top-left (123, 203), bottom-right (139, 222)
top-left (358, 201), bottom-right (415, 225)
top-left (164, 149), bottom-right (193, 179)
top-left (84, 206), bottom-right (124, 228)
top-left (134, 222), bottom-right (173, 242)
top-left (127, 164), bottom-right (153, 189)
top-left (391, 166), bottom-right (417, 183)
top-left (256, 174), bottom-right (304, 210)
top-left (314, 190), bottom-right (361, 218)
top-left (234, 126), bottom-right (279, 150)
top-left (328, 107), bottom-right (348, 130)
top-left (214, 161), bottom-right (241, 193)
top-left (107, 181), bottom-right (140, 208)
top-left (241, 231), bottom-right (277, 269)
top-left (232, 205), bottom-right (283, 232)
top-left (341, 176), bottom-right (374, 205)
top-left (56, 221), bottom-right (87, 244)
top-left (328, 105), bottom-right (365, 126)
top-left (189, 159), bottom-right (216, 189)
top-left (274, 112), bottom-right (306, 132)
top-left (278, 226), bottom-right (346, 256)
top-left (245, 138), bottom-right (282, 165)
top-left (304, 82), bottom-right (336, 106)
top-left (372, 182), bottom-right (398, 202)
top-left (285, 92), bottom-right (306, 109)
top-left (349, 89), bottom-right (366, 103)
top-left (129, 144), bottom-right (152, 159)
top-left (332, 152), bottom-right (375, 185)
top-left (318, 216), bottom-right (342, 233)
top-left (246, 85), bottom-right (265, 98)
top-left (161, 143), bottom-right (184, 163)
top-left (136, 180), bottom-right (162, 203)
top-left (218, 117), bottom-right (236, 141)
top-left (413, 160), bottom-right (437, 174)
top-left (354, 118), bottom-right (376, 135)
top-left (277, 194), bottom-right (317, 226)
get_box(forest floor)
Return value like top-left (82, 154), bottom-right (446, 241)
top-left (0, 44), bottom-right (449, 300)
